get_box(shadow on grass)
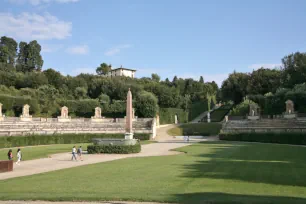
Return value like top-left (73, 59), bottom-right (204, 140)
top-left (174, 192), bottom-right (306, 204)
top-left (180, 141), bottom-right (306, 187)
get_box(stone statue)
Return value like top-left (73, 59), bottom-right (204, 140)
top-left (132, 108), bottom-right (135, 119)
top-left (174, 114), bottom-right (178, 124)
top-left (61, 106), bottom-right (69, 118)
top-left (248, 103), bottom-right (260, 120)
top-left (58, 106), bottom-right (71, 122)
top-left (285, 100), bottom-right (294, 114)
top-left (20, 104), bottom-right (32, 121)
top-left (249, 103), bottom-right (259, 116)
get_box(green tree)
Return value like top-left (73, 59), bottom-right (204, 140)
top-left (74, 87), bottom-right (87, 99)
top-left (151, 73), bottom-right (160, 82)
top-left (199, 76), bottom-right (204, 83)
top-left (43, 69), bottom-right (64, 89)
top-left (0, 36), bottom-right (18, 65)
top-left (247, 68), bottom-right (281, 95)
top-left (282, 52), bottom-right (306, 88)
top-left (136, 91), bottom-right (158, 117)
top-left (96, 63), bottom-right (111, 75)
top-left (16, 40), bottom-right (43, 72)
top-left (221, 72), bottom-right (250, 104)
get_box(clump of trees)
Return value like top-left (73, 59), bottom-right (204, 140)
top-left (221, 52), bottom-right (306, 115)
top-left (0, 36), bottom-right (217, 119)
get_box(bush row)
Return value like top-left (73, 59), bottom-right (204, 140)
top-left (167, 123), bottom-right (222, 136)
top-left (0, 133), bottom-right (150, 148)
top-left (219, 132), bottom-right (306, 145)
top-left (159, 108), bottom-right (189, 124)
top-left (87, 143), bottom-right (141, 154)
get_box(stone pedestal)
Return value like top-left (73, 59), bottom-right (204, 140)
top-left (125, 133), bottom-right (134, 140)
top-left (58, 117), bottom-right (71, 122)
top-left (283, 114), bottom-right (296, 119)
top-left (248, 116), bottom-right (260, 120)
top-left (20, 116), bottom-right (32, 122)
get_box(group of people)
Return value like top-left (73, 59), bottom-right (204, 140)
top-left (71, 146), bottom-right (83, 161)
top-left (7, 148), bottom-right (22, 165)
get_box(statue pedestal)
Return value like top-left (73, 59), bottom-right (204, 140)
top-left (283, 114), bottom-right (296, 119)
top-left (125, 133), bottom-right (134, 140)
top-left (20, 116), bottom-right (32, 122)
top-left (248, 116), bottom-right (260, 120)
top-left (91, 117), bottom-right (103, 123)
top-left (58, 117), bottom-right (71, 122)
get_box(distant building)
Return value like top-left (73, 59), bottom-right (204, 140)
top-left (107, 66), bottom-right (136, 78)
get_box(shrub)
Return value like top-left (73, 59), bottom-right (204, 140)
top-left (219, 132), bottom-right (306, 145)
top-left (87, 143), bottom-right (141, 154)
top-left (0, 133), bottom-right (150, 148)
top-left (159, 108), bottom-right (188, 124)
top-left (136, 91), bottom-right (158, 118)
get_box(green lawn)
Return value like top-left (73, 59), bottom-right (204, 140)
top-left (1, 141), bottom-right (306, 203)
top-left (167, 123), bottom-right (222, 136)
top-left (0, 141), bottom-right (155, 161)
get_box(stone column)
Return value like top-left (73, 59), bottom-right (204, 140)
top-left (0, 103), bottom-right (3, 121)
top-left (125, 88), bottom-right (133, 139)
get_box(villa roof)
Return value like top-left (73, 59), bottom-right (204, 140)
top-left (111, 67), bottom-right (136, 72)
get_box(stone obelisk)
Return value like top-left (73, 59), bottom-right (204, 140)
top-left (125, 88), bottom-right (133, 139)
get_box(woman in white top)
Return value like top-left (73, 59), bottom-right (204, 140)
top-left (16, 148), bottom-right (21, 165)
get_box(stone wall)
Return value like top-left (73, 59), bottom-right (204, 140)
top-left (222, 119), bottom-right (306, 134)
top-left (0, 117), bottom-right (155, 137)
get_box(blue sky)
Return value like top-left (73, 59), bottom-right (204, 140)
top-left (1, 0), bottom-right (306, 86)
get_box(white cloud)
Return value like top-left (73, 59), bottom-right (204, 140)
top-left (248, 63), bottom-right (282, 70)
top-left (0, 12), bottom-right (72, 40)
top-left (8, 0), bottom-right (79, 6)
top-left (104, 44), bottom-right (132, 56)
top-left (66, 45), bottom-right (89, 55)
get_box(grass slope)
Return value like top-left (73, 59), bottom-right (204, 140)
top-left (1, 142), bottom-right (306, 203)
top-left (0, 141), bottom-right (154, 161)
top-left (167, 123), bottom-right (222, 136)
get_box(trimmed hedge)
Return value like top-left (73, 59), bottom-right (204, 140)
top-left (87, 143), bottom-right (141, 154)
top-left (202, 104), bottom-right (232, 122)
top-left (167, 123), bottom-right (222, 136)
top-left (0, 133), bottom-right (150, 148)
top-left (159, 108), bottom-right (188, 124)
top-left (188, 101), bottom-right (208, 121)
top-left (219, 132), bottom-right (306, 145)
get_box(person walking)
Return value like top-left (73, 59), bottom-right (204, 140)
top-left (77, 146), bottom-right (83, 161)
top-left (71, 146), bottom-right (77, 161)
top-left (16, 148), bottom-right (21, 165)
top-left (7, 149), bottom-right (13, 161)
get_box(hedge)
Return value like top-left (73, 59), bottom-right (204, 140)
top-left (0, 133), bottom-right (150, 148)
top-left (201, 104), bottom-right (232, 122)
top-left (219, 132), bottom-right (306, 145)
top-left (188, 100), bottom-right (208, 121)
top-left (87, 143), bottom-right (141, 154)
top-left (0, 94), bottom-right (40, 116)
top-left (159, 108), bottom-right (188, 124)
top-left (167, 123), bottom-right (222, 136)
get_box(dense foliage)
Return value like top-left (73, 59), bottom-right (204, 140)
top-left (0, 36), bottom-right (217, 121)
top-left (0, 133), bottom-right (150, 148)
top-left (167, 123), bottom-right (222, 136)
top-left (87, 143), bottom-right (141, 154)
top-left (220, 132), bottom-right (306, 145)
top-left (221, 52), bottom-right (306, 115)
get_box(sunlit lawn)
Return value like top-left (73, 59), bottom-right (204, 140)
top-left (1, 141), bottom-right (306, 203)
top-left (0, 140), bottom-right (155, 161)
